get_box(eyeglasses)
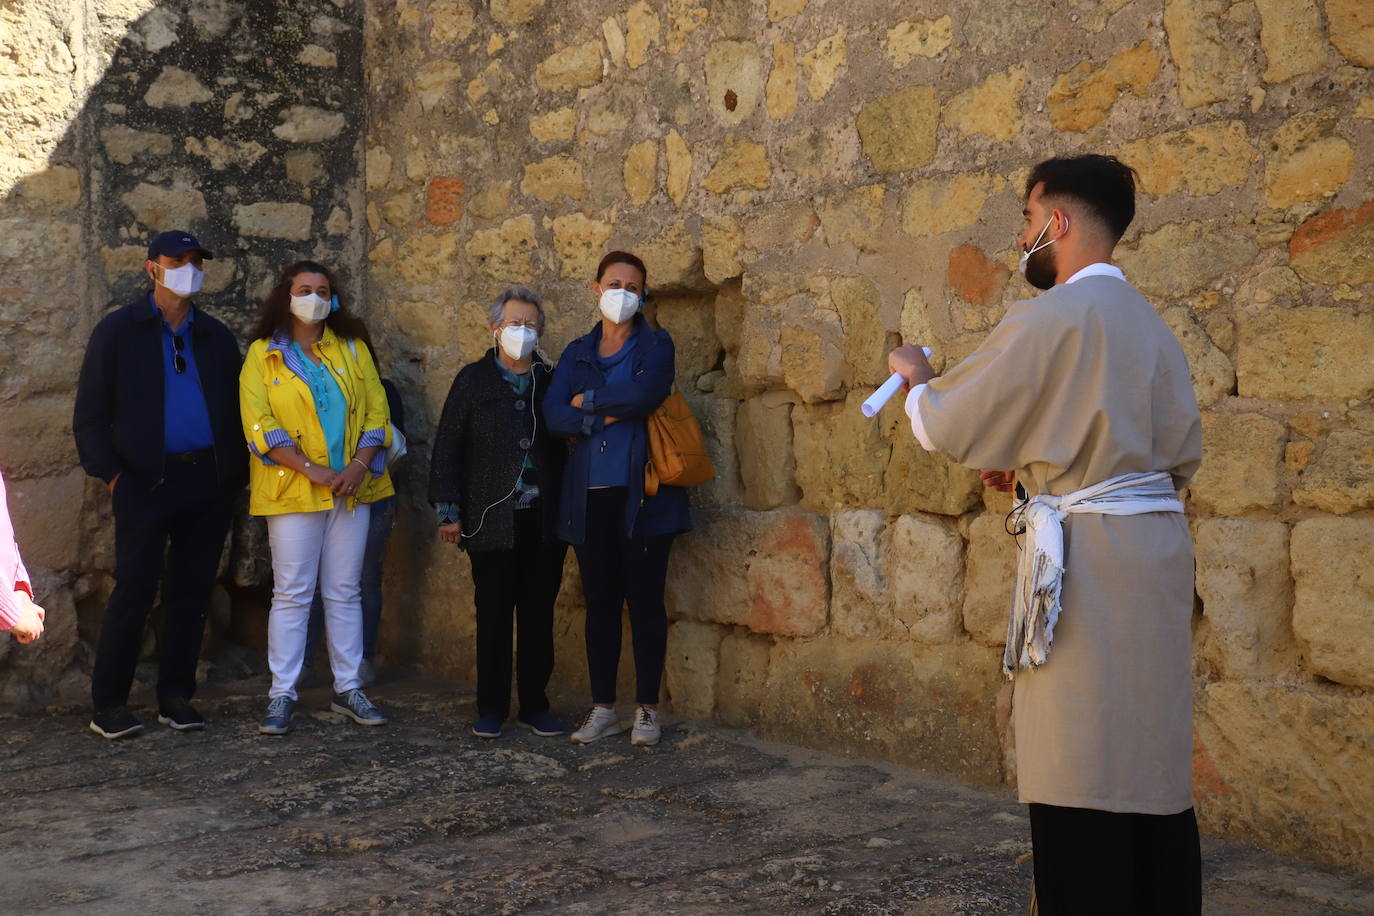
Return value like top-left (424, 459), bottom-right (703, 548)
top-left (498, 319), bottom-right (540, 331)
top-left (172, 334), bottom-right (186, 374)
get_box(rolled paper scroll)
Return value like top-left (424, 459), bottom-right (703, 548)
top-left (861, 347), bottom-right (933, 418)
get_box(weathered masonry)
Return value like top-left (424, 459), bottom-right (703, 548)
top-left (1, 0), bottom-right (1371, 873)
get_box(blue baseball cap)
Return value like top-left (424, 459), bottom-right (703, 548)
top-left (147, 230), bottom-right (214, 261)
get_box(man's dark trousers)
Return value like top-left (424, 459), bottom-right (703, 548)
top-left (91, 456), bottom-right (233, 710)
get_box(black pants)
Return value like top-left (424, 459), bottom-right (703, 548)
top-left (1029, 803), bottom-right (1202, 915)
top-left (468, 507), bottom-right (567, 719)
top-left (573, 487), bottom-right (675, 706)
top-left (91, 459), bottom-right (234, 710)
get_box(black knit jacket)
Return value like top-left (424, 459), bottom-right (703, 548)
top-left (428, 349), bottom-right (564, 553)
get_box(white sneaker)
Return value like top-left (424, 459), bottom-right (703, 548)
top-left (630, 705), bottom-right (660, 746)
top-left (570, 706), bottom-right (623, 744)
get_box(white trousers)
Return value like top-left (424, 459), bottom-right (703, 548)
top-left (266, 503), bottom-right (371, 700)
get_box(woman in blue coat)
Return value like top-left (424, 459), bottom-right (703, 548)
top-left (543, 251), bottom-right (690, 747)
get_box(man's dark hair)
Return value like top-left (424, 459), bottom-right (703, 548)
top-left (1025, 154), bottom-right (1137, 243)
top-left (596, 250), bottom-right (648, 288)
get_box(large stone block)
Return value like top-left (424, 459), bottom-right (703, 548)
top-left (882, 414), bottom-right (984, 518)
top-left (1119, 121), bottom-right (1253, 196)
top-left (143, 66), bottom-right (212, 108)
top-left (701, 134), bottom-right (770, 193)
top-left (1161, 307), bottom-right (1234, 406)
top-left (666, 508), bottom-right (829, 637)
top-left (794, 394), bottom-right (886, 509)
top-left (715, 629), bottom-right (771, 727)
top-left (900, 171), bottom-right (1004, 238)
top-left (1288, 199), bottom-right (1374, 287)
top-left (889, 513), bottom-right (965, 644)
top-left (425, 177), bottom-right (464, 225)
top-left (1047, 41), bottom-right (1159, 132)
top-left (1235, 307), bottom-right (1374, 400)
top-left (664, 129), bottom-right (692, 205)
top-left (1195, 519), bottom-right (1295, 679)
top-left (624, 1), bottom-right (660, 68)
top-left (664, 619), bottom-right (723, 719)
top-left (884, 17), bottom-right (953, 67)
top-left (535, 40), bottom-right (603, 92)
top-left (765, 40), bottom-right (797, 119)
top-left (962, 512), bottom-right (1017, 647)
top-left (1291, 517), bottom-right (1374, 689)
top-left (1292, 430), bottom-right (1374, 515)
top-left (272, 105), bottom-right (346, 142)
top-left (741, 200), bottom-right (817, 252)
top-left (762, 636), bottom-right (1005, 784)
top-left (818, 185), bottom-right (884, 253)
top-left (521, 154), bottom-right (584, 203)
top-left (1188, 413), bottom-right (1285, 516)
top-left (829, 510), bottom-right (889, 639)
top-left (779, 306), bottom-right (845, 403)
top-left (396, 232), bottom-right (461, 288)
top-left (492, 0), bottom-right (543, 24)
top-left (1264, 110), bottom-right (1355, 209)
top-left (1254, 0), bottom-right (1326, 82)
top-left (465, 215), bottom-right (538, 281)
top-left (683, 393), bottom-right (741, 508)
top-left (120, 182), bottom-right (207, 230)
top-left (704, 40), bottom-right (762, 125)
top-left (1194, 681), bottom-right (1374, 870)
top-left (6, 470), bottom-right (85, 571)
top-left (101, 126), bottom-right (173, 166)
top-left (736, 394), bottom-right (798, 509)
top-left (1163, 0), bottom-right (1253, 108)
top-left (945, 66), bottom-right (1027, 141)
top-left (551, 212), bottom-right (613, 280)
top-left (638, 223), bottom-right (704, 290)
top-left (799, 25), bottom-right (846, 101)
top-left (856, 85), bottom-right (939, 175)
top-left (1327, 0), bottom-right (1374, 67)
top-left (827, 274), bottom-right (893, 388)
top-left (232, 202), bottom-right (314, 241)
top-left (623, 138), bottom-right (658, 206)
top-left (0, 394), bottom-right (77, 475)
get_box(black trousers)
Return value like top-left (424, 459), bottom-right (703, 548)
top-left (91, 459), bottom-right (234, 710)
top-left (573, 487), bottom-right (675, 706)
top-left (467, 507), bottom-right (567, 719)
top-left (1029, 803), bottom-right (1202, 916)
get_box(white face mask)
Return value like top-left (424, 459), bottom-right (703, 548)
top-left (289, 292), bottom-right (331, 324)
top-left (156, 262), bottom-right (204, 297)
top-left (498, 325), bottom-right (538, 361)
top-left (598, 287), bottom-right (640, 324)
top-left (1018, 214), bottom-right (1062, 276)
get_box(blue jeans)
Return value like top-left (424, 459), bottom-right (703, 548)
top-left (304, 496), bottom-right (395, 665)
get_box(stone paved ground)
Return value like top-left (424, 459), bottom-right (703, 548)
top-left (4, 678), bottom-right (1373, 915)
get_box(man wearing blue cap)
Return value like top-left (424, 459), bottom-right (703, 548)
top-left (74, 231), bottom-right (247, 739)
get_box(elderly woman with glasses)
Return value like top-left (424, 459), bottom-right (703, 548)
top-left (429, 287), bottom-right (568, 740)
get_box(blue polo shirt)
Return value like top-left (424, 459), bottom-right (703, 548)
top-left (154, 294), bottom-right (215, 454)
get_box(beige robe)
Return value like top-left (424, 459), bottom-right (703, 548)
top-left (918, 273), bottom-right (1202, 814)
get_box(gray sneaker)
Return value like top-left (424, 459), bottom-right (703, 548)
top-left (259, 696), bottom-right (295, 735)
top-left (331, 688), bottom-right (387, 726)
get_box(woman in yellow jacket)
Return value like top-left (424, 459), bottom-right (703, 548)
top-left (240, 260), bottom-right (394, 735)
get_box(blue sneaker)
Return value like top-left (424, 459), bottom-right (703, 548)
top-left (517, 711), bottom-right (566, 737)
top-left (471, 713), bottom-right (504, 738)
top-left (331, 688), bottom-right (387, 726)
top-left (259, 696), bottom-right (294, 735)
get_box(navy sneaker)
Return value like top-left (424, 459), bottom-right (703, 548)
top-left (259, 696), bottom-right (295, 735)
top-left (517, 711), bottom-right (566, 737)
top-left (471, 713), bottom-right (504, 739)
top-left (157, 697), bottom-right (206, 731)
top-left (89, 707), bottom-right (144, 740)
top-left (331, 688), bottom-right (387, 726)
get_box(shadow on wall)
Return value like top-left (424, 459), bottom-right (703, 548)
top-left (0, 0), bottom-right (367, 702)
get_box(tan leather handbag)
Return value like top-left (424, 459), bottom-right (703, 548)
top-left (643, 387), bottom-right (716, 496)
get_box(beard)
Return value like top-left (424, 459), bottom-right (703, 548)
top-left (1024, 244), bottom-right (1058, 290)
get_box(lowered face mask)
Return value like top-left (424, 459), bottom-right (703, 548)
top-left (598, 288), bottom-right (640, 324)
top-left (157, 262), bottom-right (204, 297)
top-left (498, 325), bottom-right (538, 360)
top-left (1018, 214), bottom-right (1063, 276)
top-left (289, 292), bottom-right (331, 323)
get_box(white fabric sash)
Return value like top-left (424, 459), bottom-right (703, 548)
top-left (1003, 471), bottom-right (1184, 678)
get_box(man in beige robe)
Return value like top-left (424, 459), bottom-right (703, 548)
top-left (889, 155), bottom-right (1203, 915)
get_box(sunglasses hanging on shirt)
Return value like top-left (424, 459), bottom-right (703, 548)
top-left (172, 334), bottom-right (187, 374)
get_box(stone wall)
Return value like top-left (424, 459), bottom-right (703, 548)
top-left (0, 1), bottom-right (366, 695)
top-left (360, 0), bottom-right (1374, 872)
